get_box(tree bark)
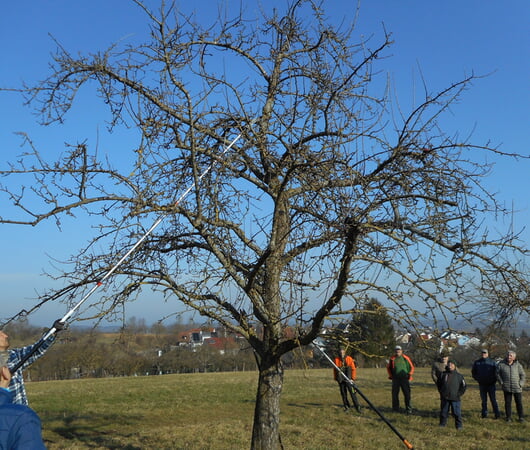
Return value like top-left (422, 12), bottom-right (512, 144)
top-left (251, 358), bottom-right (284, 450)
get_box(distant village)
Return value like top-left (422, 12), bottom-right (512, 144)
top-left (396, 329), bottom-right (482, 350)
top-left (169, 323), bottom-right (530, 369)
top-left (173, 326), bottom-right (247, 354)
top-left (14, 317), bottom-right (528, 382)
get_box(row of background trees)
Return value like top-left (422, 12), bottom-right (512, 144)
top-left (9, 298), bottom-right (530, 383)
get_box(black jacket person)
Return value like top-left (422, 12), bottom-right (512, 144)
top-left (437, 360), bottom-right (466, 429)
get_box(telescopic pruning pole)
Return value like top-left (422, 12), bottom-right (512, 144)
top-left (314, 343), bottom-right (414, 450)
top-left (9, 128), bottom-right (247, 375)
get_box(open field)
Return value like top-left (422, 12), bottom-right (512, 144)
top-left (28, 367), bottom-right (529, 449)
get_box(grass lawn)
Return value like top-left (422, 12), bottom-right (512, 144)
top-left (28, 367), bottom-right (528, 449)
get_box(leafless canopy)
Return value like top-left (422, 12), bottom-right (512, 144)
top-left (1, 1), bottom-right (528, 447)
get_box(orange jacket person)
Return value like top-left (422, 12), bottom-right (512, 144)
top-left (387, 345), bottom-right (415, 414)
top-left (334, 348), bottom-right (361, 412)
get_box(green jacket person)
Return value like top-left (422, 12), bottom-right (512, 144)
top-left (386, 345), bottom-right (415, 414)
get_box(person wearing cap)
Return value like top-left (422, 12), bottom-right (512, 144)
top-left (386, 345), bottom-right (415, 414)
top-left (472, 349), bottom-right (500, 419)
top-left (0, 366), bottom-right (46, 449)
top-left (333, 347), bottom-right (361, 412)
top-left (437, 359), bottom-right (466, 429)
top-left (431, 351), bottom-right (451, 409)
top-left (496, 350), bottom-right (525, 422)
top-left (431, 351), bottom-right (450, 385)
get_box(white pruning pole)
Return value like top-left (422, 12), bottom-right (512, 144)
top-left (10, 126), bottom-right (248, 374)
top-left (314, 340), bottom-right (356, 386)
top-left (313, 341), bottom-right (414, 450)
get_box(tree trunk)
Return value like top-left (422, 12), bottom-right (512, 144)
top-left (251, 358), bottom-right (284, 450)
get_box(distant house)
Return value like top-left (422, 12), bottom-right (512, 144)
top-left (419, 332), bottom-right (433, 341)
top-left (175, 326), bottom-right (246, 354)
top-left (440, 331), bottom-right (459, 341)
top-left (204, 336), bottom-right (240, 355)
top-left (177, 327), bottom-right (217, 347)
top-left (396, 333), bottom-right (412, 344)
top-left (439, 330), bottom-right (481, 348)
top-left (458, 335), bottom-right (481, 347)
top-left (457, 335), bottom-right (470, 346)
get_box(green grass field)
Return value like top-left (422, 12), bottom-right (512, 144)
top-left (28, 367), bottom-right (528, 449)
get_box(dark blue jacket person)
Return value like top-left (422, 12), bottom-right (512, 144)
top-left (0, 366), bottom-right (46, 449)
top-left (471, 349), bottom-right (500, 419)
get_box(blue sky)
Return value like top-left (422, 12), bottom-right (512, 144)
top-left (1, 0), bottom-right (529, 327)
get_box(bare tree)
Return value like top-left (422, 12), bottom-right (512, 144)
top-left (1, 1), bottom-right (529, 448)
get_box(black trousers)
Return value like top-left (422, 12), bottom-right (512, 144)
top-left (504, 391), bottom-right (524, 419)
top-left (392, 377), bottom-right (411, 411)
top-left (479, 383), bottom-right (500, 417)
top-left (338, 382), bottom-right (360, 409)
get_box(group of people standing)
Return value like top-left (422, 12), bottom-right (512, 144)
top-left (431, 348), bottom-right (526, 426)
top-left (333, 345), bottom-right (526, 430)
top-left (470, 349), bottom-right (526, 423)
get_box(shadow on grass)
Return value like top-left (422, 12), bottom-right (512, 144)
top-left (370, 404), bottom-right (439, 419)
top-left (286, 400), bottom-right (440, 421)
top-left (286, 402), bottom-right (327, 408)
top-left (44, 413), bottom-right (143, 449)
